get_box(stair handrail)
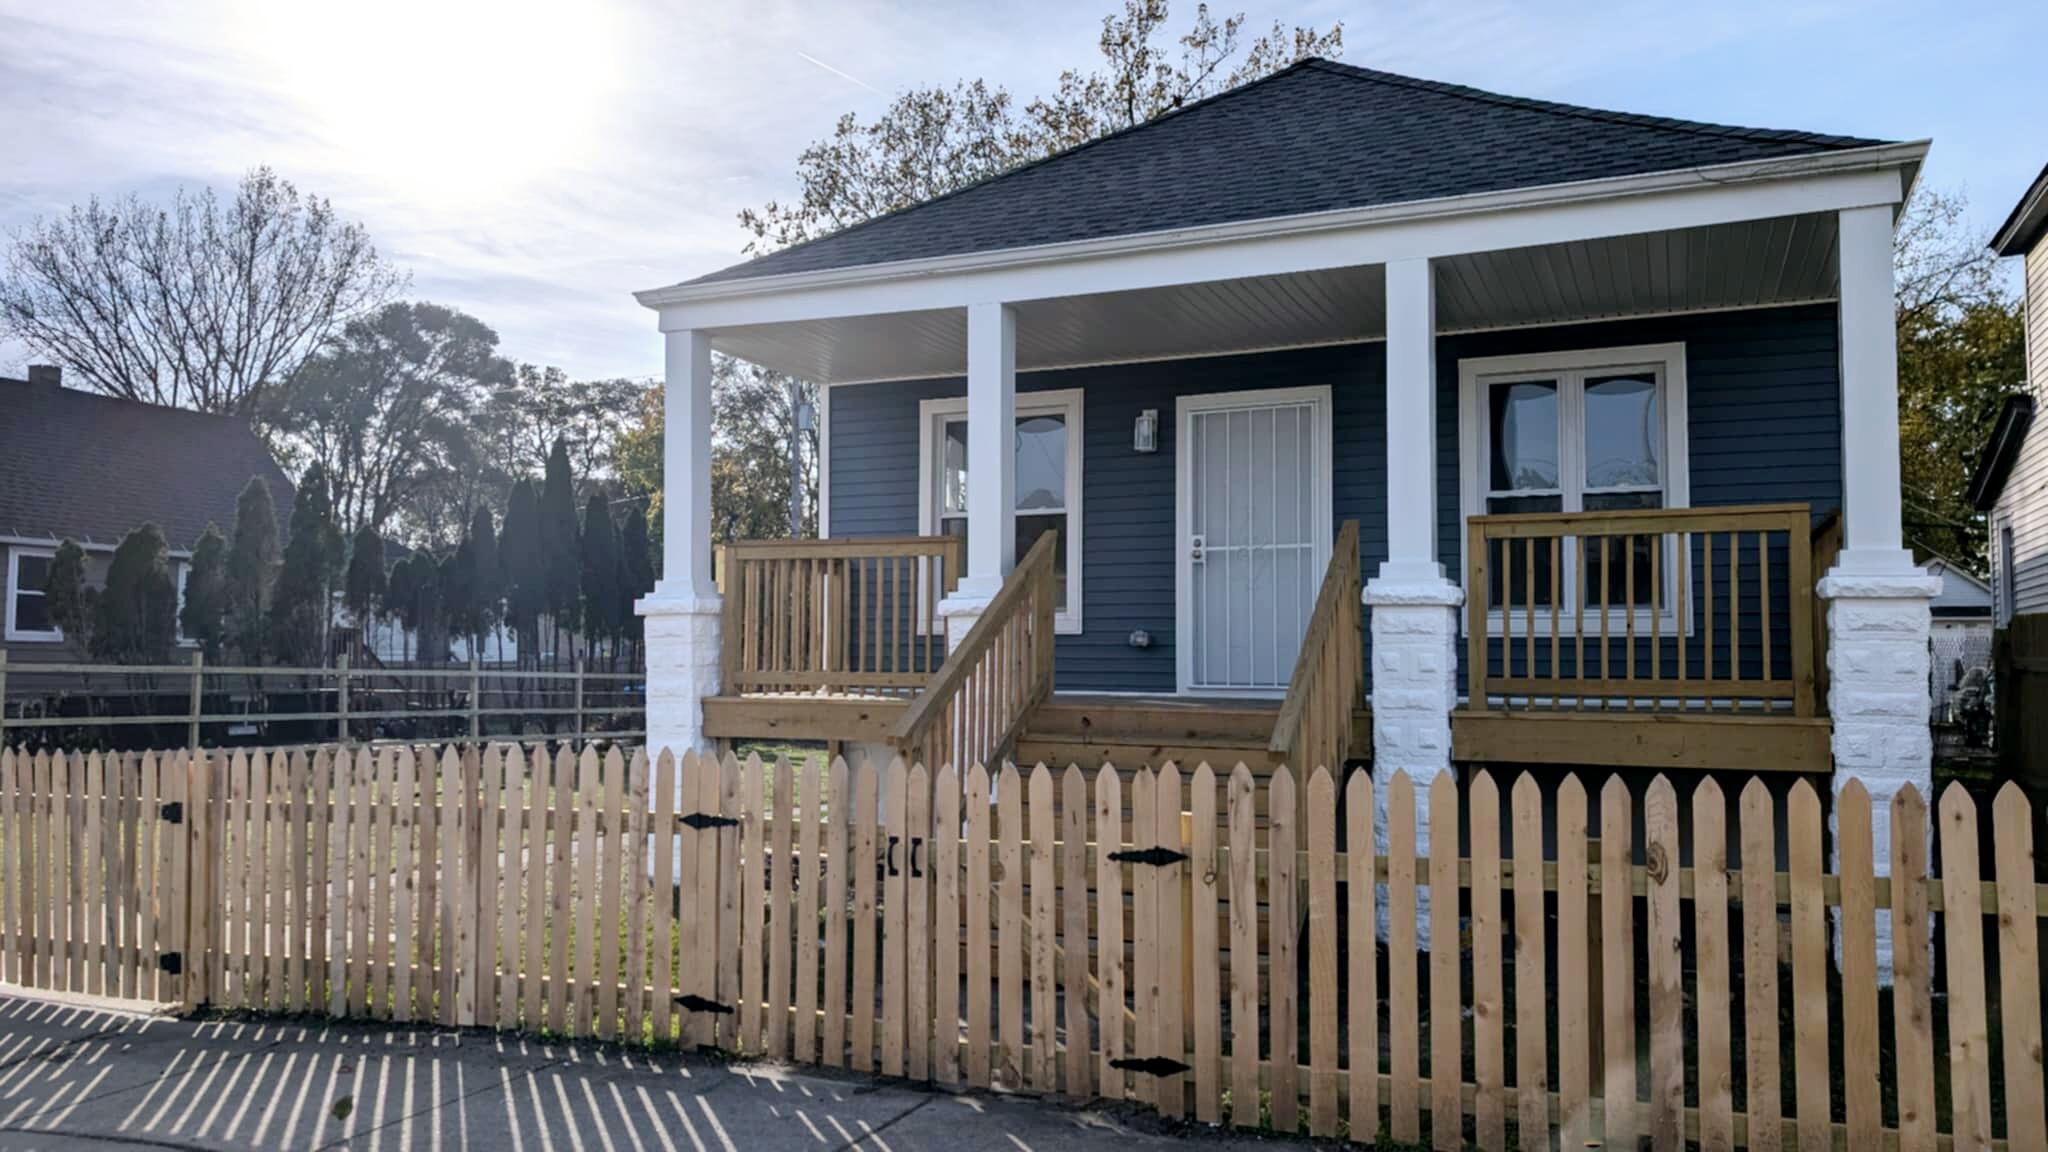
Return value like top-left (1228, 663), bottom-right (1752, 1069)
top-left (894, 530), bottom-right (1058, 771)
top-left (1269, 520), bottom-right (1363, 772)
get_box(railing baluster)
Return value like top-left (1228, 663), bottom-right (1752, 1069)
top-left (1550, 537), bottom-right (1561, 709)
top-left (1626, 533), bottom-right (1637, 712)
top-left (1525, 538), bottom-right (1537, 712)
top-left (1650, 533), bottom-right (1662, 690)
top-left (1760, 531), bottom-right (1773, 688)
top-left (1703, 534), bottom-right (1715, 690)
top-left (1677, 533), bottom-right (1688, 694)
top-left (1599, 535), bottom-right (1611, 695)
top-left (1729, 531), bottom-right (1741, 694)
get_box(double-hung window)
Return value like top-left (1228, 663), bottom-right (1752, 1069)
top-left (1459, 343), bottom-right (1689, 633)
top-left (5, 548), bottom-right (61, 642)
top-left (918, 388), bottom-right (1084, 633)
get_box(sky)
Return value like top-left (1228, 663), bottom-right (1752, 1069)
top-left (0, 0), bottom-right (2037, 383)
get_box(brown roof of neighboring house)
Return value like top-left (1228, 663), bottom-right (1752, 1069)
top-left (0, 373), bottom-right (293, 553)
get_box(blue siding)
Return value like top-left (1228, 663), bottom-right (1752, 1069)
top-left (828, 303), bottom-right (1842, 694)
top-left (829, 345), bottom-right (1385, 693)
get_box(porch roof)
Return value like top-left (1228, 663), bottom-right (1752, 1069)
top-left (671, 59), bottom-right (1890, 291)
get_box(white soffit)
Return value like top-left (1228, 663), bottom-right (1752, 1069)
top-left (716, 213), bottom-right (1840, 384)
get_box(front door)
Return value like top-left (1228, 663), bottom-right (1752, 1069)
top-left (1176, 387), bottom-right (1332, 694)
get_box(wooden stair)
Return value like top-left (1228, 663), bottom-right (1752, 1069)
top-left (1011, 694), bottom-right (1285, 771)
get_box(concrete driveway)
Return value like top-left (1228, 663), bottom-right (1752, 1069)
top-left (0, 991), bottom-right (1318, 1151)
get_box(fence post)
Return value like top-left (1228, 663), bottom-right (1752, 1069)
top-left (337, 653), bottom-right (351, 745)
top-left (187, 649), bottom-right (204, 750)
top-left (573, 658), bottom-right (586, 742)
top-left (469, 655), bottom-right (481, 742)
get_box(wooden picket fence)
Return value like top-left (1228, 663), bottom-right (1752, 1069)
top-left (0, 744), bottom-right (2044, 1150)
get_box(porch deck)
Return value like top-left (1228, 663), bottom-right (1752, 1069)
top-left (706, 504), bottom-right (1840, 774)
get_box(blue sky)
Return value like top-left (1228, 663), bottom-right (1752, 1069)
top-left (0, 0), bottom-right (2035, 383)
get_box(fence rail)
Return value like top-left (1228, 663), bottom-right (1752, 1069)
top-left (1, 743), bottom-right (2043, 1150)
top-left (0, 651), bottom-right (644, 749)
top-left (1467, 502), bottom-right (1820, 716)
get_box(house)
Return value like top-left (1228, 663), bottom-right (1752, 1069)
top-left (631, 60), bottom-right (1939, 833)
top-left (1974, 162), bottom-right (2047, 625)
top-left (0, 366), bottom-right (294, 664)
top-left (1921, 557), bottom-right (1993, 722)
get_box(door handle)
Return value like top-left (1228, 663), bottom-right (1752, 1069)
top-left (1189, 534), bottom-right (1206, 563)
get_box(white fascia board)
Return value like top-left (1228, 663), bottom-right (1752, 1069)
top-left (643, 143), bottom-right (1922, 332)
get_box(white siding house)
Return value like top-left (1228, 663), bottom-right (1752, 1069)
top-left (1976, 163), bottom-right (2048, 623)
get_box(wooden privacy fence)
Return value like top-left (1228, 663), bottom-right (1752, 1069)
top-left (3, 744), bottom-right (2047, 1151)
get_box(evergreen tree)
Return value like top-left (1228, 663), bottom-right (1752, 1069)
top-left (444, 532), bottom-right (478, 659)
top-left (42, 538), bottom-right (97, 657)
top-left (386, 553), bottom-right (421, 665)
top-left (180, 524), bottom-right (231, 660)
top-left (537, 438), bottom-right (581, 664)
top-left (343, 525), bottom-right (386, 656)
top-left (619, 502), bottom-right (654, 658)
top-left (225, 477), bottom-right (280, 663)
top-left (463, 504), bottom-right (500, 658)
top-left (498, 479), bottom-right (544, 666)
top-left (93, 524), bottom-right (178, 663)
top-left (271, 464), bottom-right (340, 666)
top-left (579, 491), bottom-right (621, 663)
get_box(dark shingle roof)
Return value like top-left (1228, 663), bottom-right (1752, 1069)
top-left (684, 59), bottom-right (1891, 288)
top-left (0, 377), bottom-right (294, 551)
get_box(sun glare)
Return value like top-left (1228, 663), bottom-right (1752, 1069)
top-left (228, 0), bottom-right (624, 206)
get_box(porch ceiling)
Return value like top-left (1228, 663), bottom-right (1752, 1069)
top-left (711, 212), bottom-right (1840, 385)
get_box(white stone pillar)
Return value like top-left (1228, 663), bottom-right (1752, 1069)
top-left (1823, 204), bottom-right (1938, 977)
top-left (637, 327), bottom-right (724, 761)
top-left (938, 302), bottom-right (1017, 645)
top-left (1366, 257), bottom-right (1463, 943)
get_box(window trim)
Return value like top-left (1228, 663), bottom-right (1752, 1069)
top-left (1457, 342), bottom-right (1691, 637)
top-left (916, 388), bottom-right (1085, 634)
top-left (1996, 513), bottom-right (2016, 627)
top-left (5, 547), bottom-right (63, 643)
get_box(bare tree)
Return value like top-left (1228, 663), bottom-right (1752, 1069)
top-left (0, 167), bottom-right (403, 416)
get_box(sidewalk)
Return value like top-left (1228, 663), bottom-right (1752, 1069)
top-left (0, 991), bottom-right (1319, 1151)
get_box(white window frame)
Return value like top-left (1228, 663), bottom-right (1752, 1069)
top-left (1457, 342), bottom-right (1691, 637)
top-left (5, 547), bottom-right (62, 643)
top-left (1995, 513), bottom-right (2016, 627)
top-left (917, 387), bottom-right (1085, 634)
top-left (174, 559), bottom-right (195, 647)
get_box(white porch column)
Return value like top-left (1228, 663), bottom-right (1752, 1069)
top-left (938, 302), bottom-right (1017, 647)
top-left (1822, 204), bottom-right (1938, 975)
top-left (636, 327), bottom-right (723, 759)
top-left (1365, 257), bottom-right (1462, 942)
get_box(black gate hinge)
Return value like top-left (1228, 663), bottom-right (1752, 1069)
top-left (158, 801), bottom-right (185, 825)
top-left (1109, 1055), bottom-right (1190, 1077)
top-left (1108, 846), bottom-right (1187, 868)
top-left (679, 812), bottom-right (739, 831)
top-left (158, 952), bottom-right (184, 976)
top-left (674, 993), bottom-right (734, 1015)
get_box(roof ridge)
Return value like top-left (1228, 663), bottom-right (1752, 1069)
top-left (1299, 59), bottom-right (1882, 149)
top-left (696, 58), bottom-right (1328, 283)
top-left (0, 376), bottom-right (260, 426)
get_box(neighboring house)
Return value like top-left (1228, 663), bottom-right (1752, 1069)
top-left (1972, 161), bottom-right (2048, 626)
top-left (0, 366), bottom-right (293, 664)
top-left (631, 60), bottom-right (1938, 834)
top-left (1922, 557), bottom-right (1993, 721)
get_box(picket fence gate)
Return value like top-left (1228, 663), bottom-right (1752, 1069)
top-left (0, 743), bottom-right (2044, 1151)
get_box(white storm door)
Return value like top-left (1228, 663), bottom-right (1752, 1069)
top-left (1176, 386), bottom-right (1332, 695)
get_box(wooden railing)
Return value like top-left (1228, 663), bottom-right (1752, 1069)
top-left (1809, 510), bottom-right (1842, 713)
top-left (893, 531), bottom-right (1057, 770)
top-left (716, 536), bottom-right (964, 697)
top-left (1269, 520), bottom-right (1362, 772)
top-left (1465, 503), bottom-right (1820, 716)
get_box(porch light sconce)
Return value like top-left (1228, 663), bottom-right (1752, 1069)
top-left (1133, 408), bottom-right (1159, 453)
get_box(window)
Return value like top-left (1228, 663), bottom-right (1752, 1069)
top-left (919, 389), bottom-right (1084, 633)
top-left (1459, 343), bottom-right (1690, 633)
top-left (1999, 519), bottom-right (2016, 626)
top-left (175, 560), bottom-right (193, 646)
top-left (5, 548), bottom-right (61, 642)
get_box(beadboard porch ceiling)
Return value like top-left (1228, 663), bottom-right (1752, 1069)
top-left (709, 211), bottom-right (1840, 385)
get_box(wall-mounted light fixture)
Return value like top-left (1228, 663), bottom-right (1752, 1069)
top-left (1133, 408), bottom-right (1158, 453)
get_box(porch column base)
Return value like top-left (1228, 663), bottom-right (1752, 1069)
top-left (1818, 551), bottom-right (1937, 980)
top-left (637, 587), bottom-right (723, 761)
top-left (1364, 569), bottom-right (1462, 947)
top-left (938, 584), bottom-right (998, 650)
